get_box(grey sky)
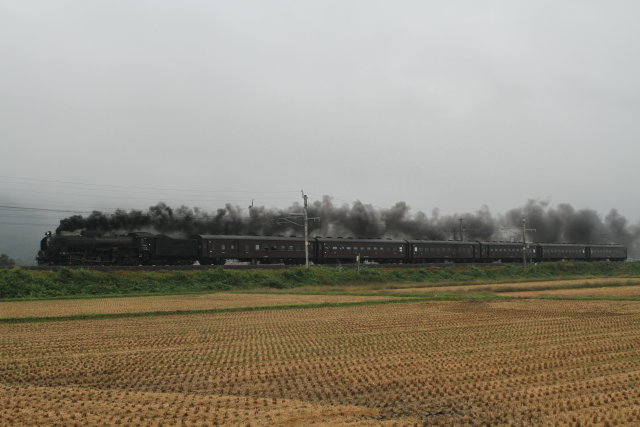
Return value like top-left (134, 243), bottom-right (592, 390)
top-left (1, 1), bottom-right (639, 261)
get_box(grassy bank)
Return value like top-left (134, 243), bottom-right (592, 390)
top-left (1, 262), bottom-right (640, 299)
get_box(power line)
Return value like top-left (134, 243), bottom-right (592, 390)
top-left (0, 222), bottom-right (58, 226)
top-left (0, 175), bottom-right (301, 195)
top-left (0, 205), bottom-right (92, 214)
top-left (0, 187), bottom-right (281, 203)
top-left (0, 182), bottom-right (295, 199)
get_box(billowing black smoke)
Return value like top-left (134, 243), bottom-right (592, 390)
top-left (503, 201), bottom-right (640, 254)
top-left (56, 198), bottom-right (640, 256)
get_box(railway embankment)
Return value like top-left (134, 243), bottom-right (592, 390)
top-left (1, 261), bottom-right (640, 300)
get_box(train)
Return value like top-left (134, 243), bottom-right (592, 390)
top-left (36, 231), bottom-right (628, 266)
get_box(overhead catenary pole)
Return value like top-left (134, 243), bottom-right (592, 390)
top-left (500, 216), bottom-right (536, 268)
top-left (303, 191), bottom-right (309, 269)
top-left (521, 216), bottom-right (536, 267)
top-left (522, 217), bottom-right (527, 267)
top-left (273, 191), bottom-right (319, 270)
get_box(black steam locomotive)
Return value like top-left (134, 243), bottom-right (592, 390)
top-left (37, 231), bottom-right (628, 266)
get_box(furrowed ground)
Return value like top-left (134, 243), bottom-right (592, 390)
top-left (506, 285), bottom-right (640, 298)
top-left (381, 277), bottom-right (640, 295)
top-left (0, 292), bottom-right (400, 319)
top-left (2, 282), bottom-right (640, 425)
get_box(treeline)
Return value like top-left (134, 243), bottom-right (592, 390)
top-left (1, 262), bottom-right (640, 299)
top-left (0, 254), bottom-right (15, 267)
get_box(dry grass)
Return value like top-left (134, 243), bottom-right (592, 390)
top-left (384, 277), bottom-right (640, 294)
top-left (2, 300), bottom-right (640, 425)
top-left (0, 384), bottom-right (395, 426)
top-left (0, 292), bottom-right (397, 319)
top-left (504, 284), bottom-right (640, 298)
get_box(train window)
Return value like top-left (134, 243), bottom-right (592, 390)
top-left (221, 244), bottom-right (226, 250)
top-left (399, 246), bottom-right (403, 252)
top-left (332, 246), bottom-right (337, 250)
top-left (231, 244), bottom-right (235, 250)
top-left (288, 245), bottom-right (294, 251)
top-left (255, 244), bottom-right (260, 251)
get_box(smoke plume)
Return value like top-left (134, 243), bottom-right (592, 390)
top-left (56, 198), bottom-right (640, 257)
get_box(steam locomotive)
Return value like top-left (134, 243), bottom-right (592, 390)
top-left (37, 231), bottom-right (628, 266)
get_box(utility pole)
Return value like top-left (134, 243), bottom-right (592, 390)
top-left (459, 218), bottom-right (464, 241)
top-left (303, 191), bottom-right (309, 269)
top-left (521, 216), bottom-right (536, 267)
top-left (501, 216), bottom-right (536, 267)
top-left (274, 190), bottom-right (319, 269)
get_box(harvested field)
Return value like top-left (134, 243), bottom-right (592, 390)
top-left (2, 300), bottom-right (640, 425)
top-left (504, 284), bottom-right (640, 298)
top-left (385, 276), bottom-right (640, 294)
top-left (0, 292), bottom-right (398, 319)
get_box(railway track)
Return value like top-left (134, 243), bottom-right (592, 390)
top-left (12, 262), bottom-right (511, 272)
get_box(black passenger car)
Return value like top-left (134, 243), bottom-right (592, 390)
top-left (408, 240), bottom-right (478, 263)
top-left (537, 243), bottom-right (586, 262)
top-left (194, 235), bottom-right (308, 264)
top-left (588, 244), bottom-right (627, 261)
top-left (478, 242), bottom-right (536, 263)
top-left (315, 238), bottom-right (406, 264)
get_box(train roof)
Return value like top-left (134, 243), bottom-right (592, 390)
top-left (315, 237), bottom-right (405, 244)
top-left (406, 240), bottom-right (476, 245)
top-left (193, 235), bottom-right (306, 241)
top-left (535, 242), bottom-right (586, 247)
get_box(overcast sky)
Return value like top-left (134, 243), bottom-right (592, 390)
top-left (1, 1), bottom-right (639, 261)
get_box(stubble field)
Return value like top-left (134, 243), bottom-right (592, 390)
top-left (2, 289), bottom-right (640, 425)
top-left (0, 292), bottom-right (398, 319)
top-left (382, 277), bottom-right (640, 295)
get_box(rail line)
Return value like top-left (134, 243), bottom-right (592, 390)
top-left (11, 262), bottom-right (520, 272)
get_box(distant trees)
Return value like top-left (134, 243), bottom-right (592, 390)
top-left (0, 254), bottom-right (15, 267)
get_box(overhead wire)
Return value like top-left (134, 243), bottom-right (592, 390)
top-left (0, 175), bottom-right (301, 194)
top-left (0, 205), bottom-right (92, 214)
top-left (0, 222), bottom-right (59, 226)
